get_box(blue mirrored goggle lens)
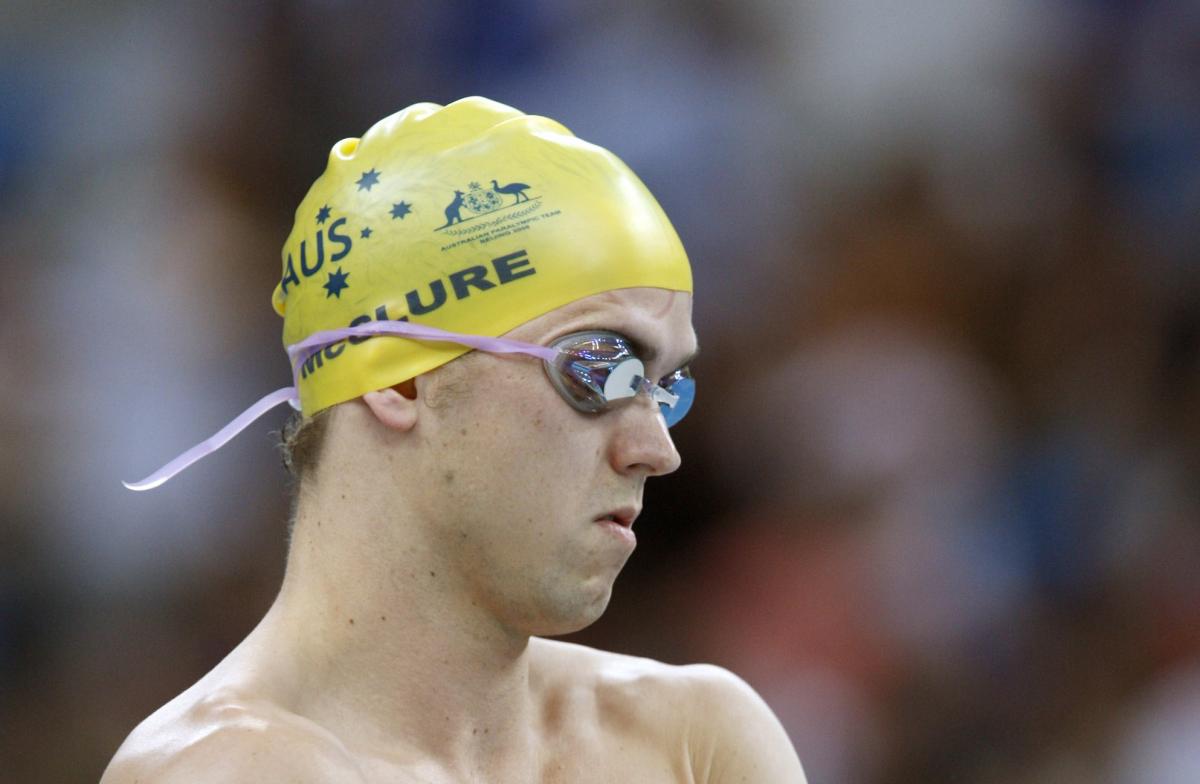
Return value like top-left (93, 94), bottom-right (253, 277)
top-left (660, 373), bottom-right (695, 427)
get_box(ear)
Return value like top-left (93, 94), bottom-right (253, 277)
top-left (362, 382), bottom-right (419, 432)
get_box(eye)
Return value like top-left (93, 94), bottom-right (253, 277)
top-left (545, 331), bottom-right (639, 414)
top-left (553, 331), bottom-right (634, 361)
top-left (555, 333), bottom-right (635, 392)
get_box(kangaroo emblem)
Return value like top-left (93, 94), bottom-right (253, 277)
top-left (439, 190), bottom-right (466, 228)
top-left (491, 179), bottom-right (531, 204)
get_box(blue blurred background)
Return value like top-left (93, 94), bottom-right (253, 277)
top-left (2, 1), bottom-right (1198, 781)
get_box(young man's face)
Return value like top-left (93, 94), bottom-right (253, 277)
top-left (405, 287), bottom-right (696, 636)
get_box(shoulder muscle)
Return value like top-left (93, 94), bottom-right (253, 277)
top-left (682, 664), bottom-right (807, 784)
top-left (101, 699), bottom-right (364, 784)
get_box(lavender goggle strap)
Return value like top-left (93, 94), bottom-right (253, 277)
top-left (122, 320), bottom-right (559, 492)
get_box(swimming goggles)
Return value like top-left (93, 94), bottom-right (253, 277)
top-left (124, 320), bottom-right (695, 491)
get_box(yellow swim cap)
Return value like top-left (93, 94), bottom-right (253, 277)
top-left (273, 96), bottom-right (693, 416)
top-left (124, 97), bottom-right (692, 491)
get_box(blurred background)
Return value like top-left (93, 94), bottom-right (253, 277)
top-left (2, 1), bottom-right (1198, 781)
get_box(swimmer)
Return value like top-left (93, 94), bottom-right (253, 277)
top-left (102, 98), bottom-right (805, 783)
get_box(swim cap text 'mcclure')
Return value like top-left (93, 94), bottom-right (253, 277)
top-left (298, 249), bottom-right (537, 380)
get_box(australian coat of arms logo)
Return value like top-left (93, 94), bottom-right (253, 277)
top-left (437, 179), bottom-right (536, 230)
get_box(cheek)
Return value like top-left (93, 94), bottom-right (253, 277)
top-left (474, 366), bottom-right (601, 458)
top-left (427, 374), bottom-right (604, 519)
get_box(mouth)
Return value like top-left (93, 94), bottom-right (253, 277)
top-left (594, 507), bottom-right (639, 529)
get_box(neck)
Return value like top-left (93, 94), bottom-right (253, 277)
top-left (249, 484), bottom-right (541, 776)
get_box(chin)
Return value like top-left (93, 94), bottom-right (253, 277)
top-left (529, 583), bottom-right (613, 636)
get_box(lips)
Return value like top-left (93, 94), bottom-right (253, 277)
top-left (595, 507), bottom-right (639, 529)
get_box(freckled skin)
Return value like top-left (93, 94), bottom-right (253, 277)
top-left (100, 289), bottom-right (805, 783)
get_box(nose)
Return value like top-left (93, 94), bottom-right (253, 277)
top-left (607, 393), bottom-right (682, 477)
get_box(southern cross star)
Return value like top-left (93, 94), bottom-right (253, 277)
top-left (324, 268), bottom-right (350, 298)
top-left (356, 169), bottom-right (381, 191)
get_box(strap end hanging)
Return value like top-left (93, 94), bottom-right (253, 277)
top-left (123, 386), bottom-right (299, 491)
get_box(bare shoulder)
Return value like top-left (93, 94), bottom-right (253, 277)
top-left (532, 639), bottom-right (806, 783)
top-left (532, 636), bottom-right (696, 710)
top-left (677, 663), bottom-right (808, 783)
top-left (100, 684), bottom-right (365, 784)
